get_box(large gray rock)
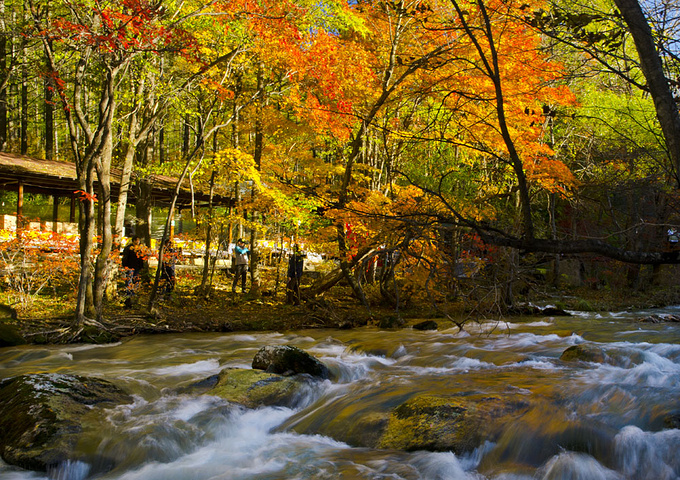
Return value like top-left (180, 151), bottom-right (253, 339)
top-left (252, 345), bottom-right (330, 379)
top-left (0, 373), bottom-right (132, 472)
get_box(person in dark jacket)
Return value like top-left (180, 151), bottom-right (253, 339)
top-left (160, 239), bottom-right (179, 295)
top-left (121, 236), bottom-right (144, 306)
top-left (286, 245), bottom-right (304, 305)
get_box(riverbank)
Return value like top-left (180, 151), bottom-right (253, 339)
top-left (4, 281), bottom-right (680, 345)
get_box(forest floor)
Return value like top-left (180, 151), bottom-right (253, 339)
top-left (5, 268), bottom-right (680, 345)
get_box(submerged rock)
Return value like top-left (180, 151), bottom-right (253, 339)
top-left (291, 391), bottom-right (531, 453)
top-left (378, 394), bottom-right (531, 453)
top-left (560, 344), bottom-right (647, 369)
top-left (663, 412), bottom-right (680, 429)
top-left (560, 344), bottom-right (607, 364)
top-left (252, 345), bottom-right (330, 379)
top-left (208, 367), bottom-right (318, 409)
top-left (0, 373), bottom-right (132, 472)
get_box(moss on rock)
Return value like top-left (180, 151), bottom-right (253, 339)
top-left (209, 368), bottom-right (312, 408)
top-left (0, 322), bottom-right (25, 347)
top-left (251, 345), bottom-right (330, 379)
top-left (0, 373), bottom-right (132, 472)
top-left (379, 394), bottom-right (530, 453)
top-left (560, 344), bottom-right (607, 363)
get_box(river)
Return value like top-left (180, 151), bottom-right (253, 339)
top-left (1, 306), bottom-right (679, 479)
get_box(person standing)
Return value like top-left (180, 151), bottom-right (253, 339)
top-left (668, 228), bottom-right (679, 249)
top-left (121, 236), bottom-right (144, 307)
top-left (286, 245), bottom-right (304, 305)
top-left (232, 238), bottom-right (249, 293)
top-left (160, 239), bottom-right (179, 295)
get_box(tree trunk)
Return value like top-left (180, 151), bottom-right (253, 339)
top-left (0, 0), bottom-right (7, 152)
top-left (612, 0), bottom-right (680, 186)
top-left (114, 141), bottom-right (136, 238)
top-left (20, 48), bottom-right (27, 155)
top-left (93, 120), bottom-right (114, 318)
top-left (135, 138), bottom-right (154, 245)
top-left (249, 63), bottom-right (264, 295)
top-left (114, 71), bottom-right (162, 239)
top-left (182, 115), bottom-right (190, 157)
top-left (136, 179), bottom-right (153, 246)
top-left (44, 75), bottom-right (53, 159)
top-left (199, 170), bottom-right (216, 293)
top-left (43, 5), bottom-right (53, 160)
top-left (75, 173), bottom-right (97, 321)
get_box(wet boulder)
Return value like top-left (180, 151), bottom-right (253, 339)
top-left (412, 320), bottom-right (438, 331)
top-left (378, 394), bottom-right (531, 453)
top-left (0, 322), bottom-right (26, 347)
top-left (561, 344), bottom-right (647, 369)
top-left (252, 345), bottom-right (330, 379)
top-left (663, 413), bottom-right (680, 429)
top-left (541, 306), bottom-right (571, 316)
top-left (560, 344), bottom-right (607, 364)
top-left (208, 368), bottom-right (318, 409)
top-left (377, 315), bottom-right (405, 329)
top-left (0, 373), bottom-right (132, 472)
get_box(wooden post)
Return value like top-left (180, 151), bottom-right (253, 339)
top-left (52, 195), bottom-right (59, 232)
top-left (69, 195), bottom-right (76, 223)
top-left (16, 179), bottom-right (23, 233)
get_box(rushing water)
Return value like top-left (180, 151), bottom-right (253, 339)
top-left (1, 306), bottom-right (680, 480)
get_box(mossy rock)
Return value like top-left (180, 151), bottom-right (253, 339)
top-left (574, 299), bottom-right (594, 312)
top-left (208, 368), bottom-right (314, 409)
top-left (377, 315), bottom-right (405, 329)
top-left (560, 344), bottom-right (607, 364)
top-left (0, 322), bottom-right (26, 347)
top-left (251, 345), bottom-right (330, 379)
top-left (379, 394), bottom-right (531, 453)
top-left (412, 320), bottom-right (438, 331)
top-left (0, 373), bottom-right (132, 472)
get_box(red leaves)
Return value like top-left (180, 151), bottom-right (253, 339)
top-left (74, 190), bottom-right (98, 203)
top-left (46, 0), bottom-right (192, 57)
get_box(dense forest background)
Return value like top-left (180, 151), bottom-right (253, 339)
top-left (1, 0), bottom-right (680, 325)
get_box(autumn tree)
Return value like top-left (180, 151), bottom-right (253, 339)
top-left (27, 0), bottom-right (201, 323)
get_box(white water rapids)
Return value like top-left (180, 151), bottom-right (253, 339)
top-left (1, 306), bottom-right (679, 479)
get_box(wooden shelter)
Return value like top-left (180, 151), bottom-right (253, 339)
top-left (0, 152), bottom-right (233, 232)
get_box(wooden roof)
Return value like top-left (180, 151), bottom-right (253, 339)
top-left (0, 152), bottom-right (233, 208)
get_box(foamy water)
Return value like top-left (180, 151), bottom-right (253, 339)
top-left (1, 308), bottom-right (679, 479)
